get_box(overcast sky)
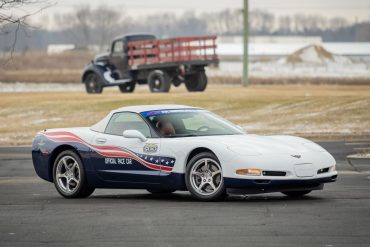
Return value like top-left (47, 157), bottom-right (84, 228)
top-left (27, 0), bottom-right (370, 29)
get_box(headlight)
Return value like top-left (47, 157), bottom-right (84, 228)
top-left (330, 165), bottom-right (336, 171)
top-left (236, 169), bottom-right (261, 176)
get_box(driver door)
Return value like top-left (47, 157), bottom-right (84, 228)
top-left (92, 112), bottom-right (161, 184)
top-left (110, 39), bottom-right (129, 78)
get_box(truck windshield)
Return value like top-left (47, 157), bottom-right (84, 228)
top-left (141, 109), bottom-right (244, 137)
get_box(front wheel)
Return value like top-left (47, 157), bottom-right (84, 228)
top-left (84, 73), bottom-right (103, 94)
top-left (185, 152), bottom-right (226, 201)
top-left (53, 150), bottom-right (95, 198)
top-left (147, 70), bottom-right (171, 92)
top-left (282, 190), bottom-right (312, 197)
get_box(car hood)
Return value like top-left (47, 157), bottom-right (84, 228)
top-left (202, 134), bottom-right (326, 155)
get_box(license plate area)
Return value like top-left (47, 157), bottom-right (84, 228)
top-left (294, 163), bottom-right (315, 177)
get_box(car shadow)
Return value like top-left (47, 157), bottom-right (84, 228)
top-left (87, 191), bottom-right (327, 203)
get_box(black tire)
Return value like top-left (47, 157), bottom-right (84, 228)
top-left (147, 70), bottom-right (171, 92)
top-left (84, 72), bottom-right (103, 94)
top-left (185, 70), bottom-right (208, 92)
top-left (53, 150), bottom-right (95, 199)
top-left (282, 190), bottom-right (312, 197)
top-left (118, 82), bottom-right (136, 93)
top-left (185, 152), bottom-right (226, 201)
top-left (147, 189), bottom-right (175, 194)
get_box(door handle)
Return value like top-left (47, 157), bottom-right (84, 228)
top-left (95, 138), bottom-right (107, 144)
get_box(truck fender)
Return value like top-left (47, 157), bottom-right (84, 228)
top-left (81, 62), bottom-right (115, 85)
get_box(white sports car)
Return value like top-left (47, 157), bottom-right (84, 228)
top-left (32, 105), bottom-right (337, 201)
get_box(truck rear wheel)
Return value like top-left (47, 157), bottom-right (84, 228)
top-left (147, 70), bottom-right (171, 93)
top-left (119, 82), bottom-right (136, 93)
top-left (185, 70), bottom-right (208, 92)
top-left (84, 73), bottom-right (103, 94)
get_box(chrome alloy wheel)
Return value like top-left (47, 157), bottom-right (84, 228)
top-left (190, 158), bottom-right (222, 196)
top-left (56, 155), bottom-right (80, 194)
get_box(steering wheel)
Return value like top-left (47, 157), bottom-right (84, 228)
top-left (197, 126), bottom-right (210, 132)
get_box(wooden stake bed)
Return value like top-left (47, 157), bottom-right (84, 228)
top-left (127, 36), bottom-right (218, 69)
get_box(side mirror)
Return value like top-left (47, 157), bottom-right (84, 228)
top-left (123, 130), bottom-right (147, 142)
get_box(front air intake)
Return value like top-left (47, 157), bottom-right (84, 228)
top-left (262, 171), bottom-right (287, 176)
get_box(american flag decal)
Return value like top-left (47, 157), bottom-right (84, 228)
top-left (40, 131), bottom-right (175, 172)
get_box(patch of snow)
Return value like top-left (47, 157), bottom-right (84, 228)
top-left (348, 153), bottom-right (370, 159)
top-left (0, 82), bottom-right (84, 92)
top-left (250, 62), bottom-right (370, 78)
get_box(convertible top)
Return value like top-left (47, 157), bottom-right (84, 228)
top-left (90, 104), bottom-right (200, 133)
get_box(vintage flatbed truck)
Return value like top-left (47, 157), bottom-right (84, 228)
top-left (81, 34), bottom-right (218, 93)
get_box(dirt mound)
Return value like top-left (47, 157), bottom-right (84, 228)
top-left (282, 44), bottom-right (352, 65)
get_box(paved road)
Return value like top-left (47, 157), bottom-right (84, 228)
top-left (0, 142), bottom-right (369, 247)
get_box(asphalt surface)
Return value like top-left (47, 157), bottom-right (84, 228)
top-left (0, 141), bottom-right (370, 247)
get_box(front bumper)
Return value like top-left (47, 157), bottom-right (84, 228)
top-left (225, 174), bottom-right (337, 194)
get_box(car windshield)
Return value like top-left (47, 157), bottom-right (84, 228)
top-left (141, 109), bottom-right (244, 137)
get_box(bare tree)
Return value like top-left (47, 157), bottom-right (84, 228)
top-left (0, 0), bottom-right (52, 57)
top-left (55, 5), bottom-right (124, 50)
top-left (55, 5), bottom-right (93, 48)
top-left (92, 5), bottom-right (121, 50)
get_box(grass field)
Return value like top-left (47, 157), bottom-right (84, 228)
top-left (0, 84), bottom-right (369, 146)
top-left (1, 52), bottom-right (369, 85)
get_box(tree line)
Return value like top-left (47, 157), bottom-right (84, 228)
top-left (1, 6), bottom-right (370, 52)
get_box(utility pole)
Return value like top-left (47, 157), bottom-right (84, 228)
top-left (242, 0), bottom-right (249, 86)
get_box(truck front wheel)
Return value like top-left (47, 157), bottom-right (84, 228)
top-left (147, 70), bottom-right (171, 93)
top-left (185, 70), bottom-right (208, 92)
top-left (84, 73), bottom-right (103, 94)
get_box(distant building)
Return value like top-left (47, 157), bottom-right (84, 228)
top-left (218, 36), bottom-right (323, 44)
top-left (47, 44), bottom-right (75, 55)
top-left (47, 44), bottom-right (101, 54)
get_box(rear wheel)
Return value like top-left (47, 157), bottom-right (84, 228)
top-left (185, 152), bottom-right (226, 201)
top-left (147, 70), bottom-right (171, 92)
top-left (84, 73), bottom-right (103, 94)
top-left (118, 82), bottom-right (136, 93)
top-left (185, 70), bottom-right (207, 92)
top-left (53, 150), bottom-right (95, 198)
top-left (282, 190), bottom-right (312, 197)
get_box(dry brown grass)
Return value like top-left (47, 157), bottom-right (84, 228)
top-left (0, 51), bottom-right (93, 70)
top-left (0, 52), bottom-right (91, 83)
top-left (0, 84), bottom-right (369, 146)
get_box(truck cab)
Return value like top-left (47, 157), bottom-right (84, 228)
top-left (106, 34), bottom-right (156, 79)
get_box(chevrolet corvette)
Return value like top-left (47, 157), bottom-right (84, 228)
top-left (32, 105), bottom-right (337, 201)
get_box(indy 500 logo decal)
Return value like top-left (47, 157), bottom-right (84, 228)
top-left (143, 143), bottom-right (158, 153)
